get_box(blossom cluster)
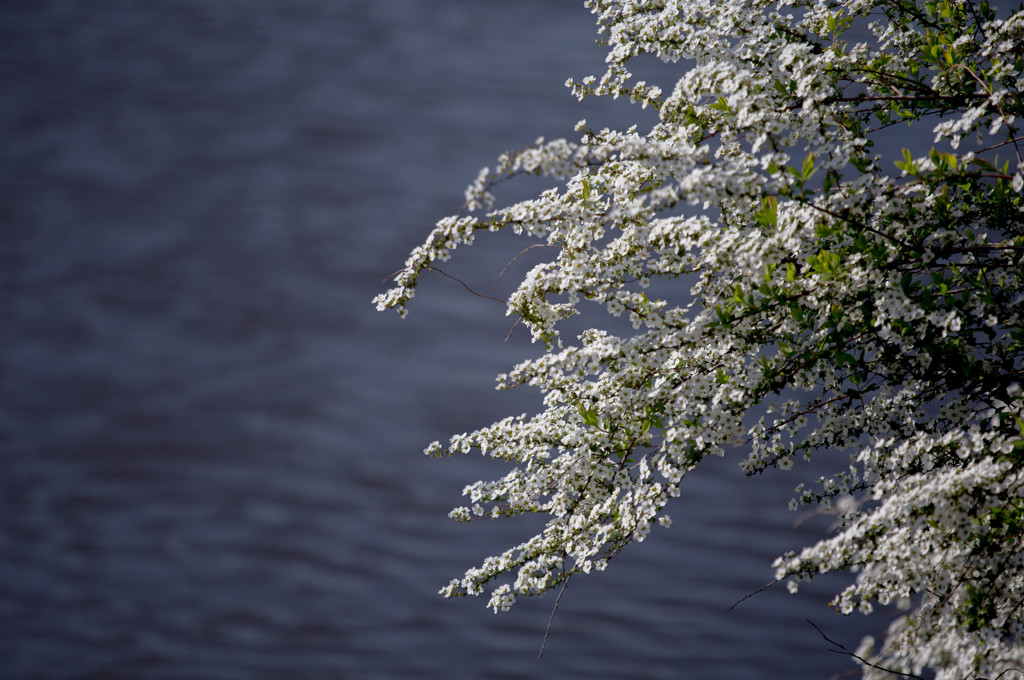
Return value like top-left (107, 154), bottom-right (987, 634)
top-left (376, 0), bottom-right (1024, 677)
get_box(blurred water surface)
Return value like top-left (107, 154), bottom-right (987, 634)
top-left (0, 2), bottom-right (885, 678)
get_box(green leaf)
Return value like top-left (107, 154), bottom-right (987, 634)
top-left (801, 152), bottom-right (816, 181)
top-left (709, 96), bottom-right (732, 113)
top-left (577, 404), bottom-right (600, 428)
top-left (715, 303), bottom-right (733, 324)
top-left (823, 169), bottom-right (839, 193)
top-left (895, 148), bottom-right (916, 174)
top-left (754, 195), bottom-right (778, 228)
top-left (808, 250), bottom-right (842, 280)
top-left (900, 272), bottom-right (915, 295)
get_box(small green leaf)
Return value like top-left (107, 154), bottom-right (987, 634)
top-left (577, 404), bottom-right (600, 428)
top-left (895, 148), bottom-right (916, 174)
top-left (715, 303), bottom-right (733, 324)
top-left (836, 351), bottom-right (857, 367)
top-left (709, 96), bottom-right (732, 113)
top-left (801, 152), bottom-right (816, 181)
top-left (755, 195), bottom-right (778, 228)
top-left (823, 169), bottom-right (837, 193)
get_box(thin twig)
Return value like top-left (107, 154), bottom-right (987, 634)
top-left (504, 316), bottom-right (523, 342)
top-left (972, 135), bottom-right (1024, 156)
top-left (806, 619), bottom-right (927, 680)
top-left (381, 267), bottom-right (405, 284)
top-left (538, 574), bottom-right (571, 659)
top-left (834, 94), bottom-right (978, 103)
top-left (426, 265), bottom-right (507, 304)
top-left (961, 63), bottom-right (1024, 169)
top-left (495, 244), bottom-right (561, 293)
top-left (727, 578), bottom-right (779, 612)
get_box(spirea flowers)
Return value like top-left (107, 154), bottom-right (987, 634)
top-left (376, 0), bottom-right (1024, 677)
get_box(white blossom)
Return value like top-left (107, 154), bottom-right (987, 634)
top-left (377, 1), bottom-right (1024, 677)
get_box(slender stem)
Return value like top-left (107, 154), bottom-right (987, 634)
top-left (426, 265), bottom-right (507, 304)
top-left (806, 619), bottom-right (928, 680)
top-left (727, 578), bottom-right (779, 612)
top-left (538, 572), bottom-right (571, 658)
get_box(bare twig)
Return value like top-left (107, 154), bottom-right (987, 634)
top-left (835, 94), bottom-right (977, 103)
top-left (504, 316), bottom-right (523, 342)
top-left (381, 267), bottom-right (405, 284)
top-left (727, 579), bottom-right (779, 612)
top-left (538, 573), bottom-right (571, 659)
top-left (426, 265), bottom-right (507, 304)
top-left (972, 135), bottom-right (1024, 156)
top-left (495, 244), bottom-right (561, 293)
top-left (961, 63), bottom-right (1024, 169)
top-left (806, 619), bottom-right (927, 680)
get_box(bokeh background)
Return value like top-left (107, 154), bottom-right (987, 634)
top-left (1, 2), bottom-right (886, 678)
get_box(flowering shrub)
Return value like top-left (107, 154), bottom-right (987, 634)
top-left (376, 0), bottom-right (1024, 677)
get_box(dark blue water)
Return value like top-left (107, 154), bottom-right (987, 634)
top-left (0, 2), bottom-right (885, 678)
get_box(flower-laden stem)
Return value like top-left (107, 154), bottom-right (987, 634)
top-left (376, 0), bottom-right (1024, 677)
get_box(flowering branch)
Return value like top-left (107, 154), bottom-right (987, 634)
top-left (376, 0), bottom-right (1024, 677)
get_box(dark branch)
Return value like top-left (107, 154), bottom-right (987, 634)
top-left (426, 265), bottom-right (507, 305)
top-left (806, 619), bottom-right (927, 680)
top-left (727, 578), bottom-right (779, 612)
top-left (538, 572), bottom-right (571, 659)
